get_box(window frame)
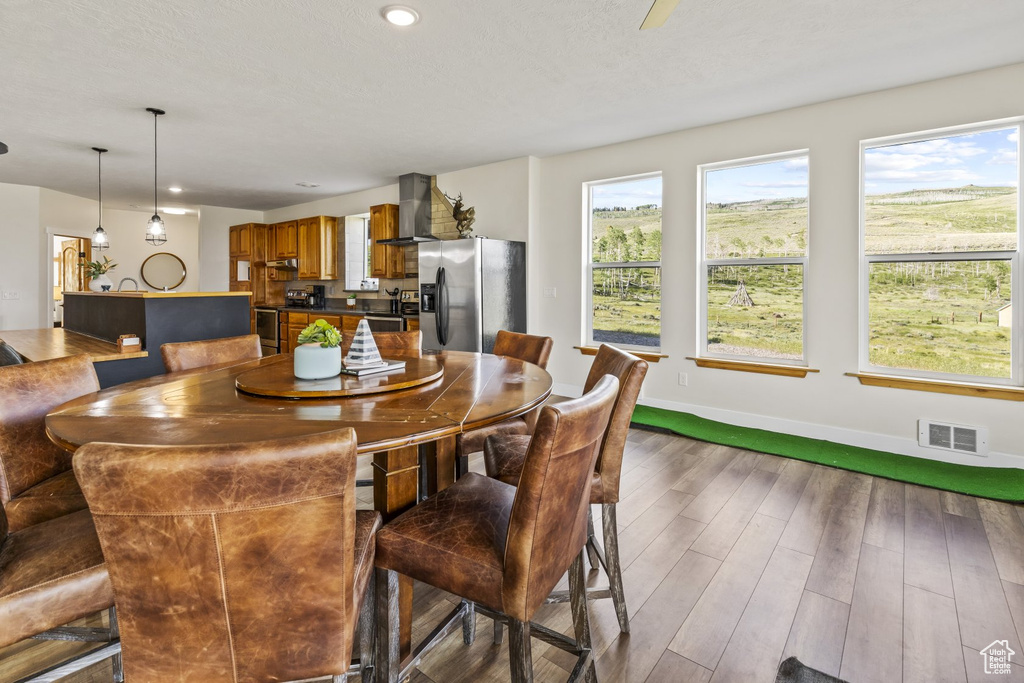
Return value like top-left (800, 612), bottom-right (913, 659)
top-left (697, 149), bottom-right (811, 367)
top-left (858, 119), bottom-right (1023, 387)
top-left (584, 172), bottom-right (663, 352)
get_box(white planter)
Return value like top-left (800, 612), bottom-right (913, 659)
top-left (89, 274), bottom-right (113, 292)
top-left (293, 343), bottom-right (342, 380)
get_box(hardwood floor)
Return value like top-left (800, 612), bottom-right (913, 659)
top-left (7, 428), bottom-right (1024, 682)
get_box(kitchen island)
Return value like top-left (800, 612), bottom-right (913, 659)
top-left (51, 291), bottom-right (251, 387)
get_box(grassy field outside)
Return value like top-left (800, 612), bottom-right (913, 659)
top-left (589, 186), bottom-right (1017, 375)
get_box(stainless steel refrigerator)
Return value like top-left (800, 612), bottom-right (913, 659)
top-left (418, 238), bottom-right (526, 353)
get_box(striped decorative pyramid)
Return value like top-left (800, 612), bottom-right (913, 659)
top-left (344, 319), bottom-right (384, 367)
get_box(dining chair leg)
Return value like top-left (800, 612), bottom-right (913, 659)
top-left (568, 552), bottom-right (597, 683)
top-left (109, 607), bottom-right (123, 683)
top-left (375, 568), bottom-right (400, 683)
top-left (463, 600), bottom-right (476, 645)
top-left (602, 503), bottom-right (629, 634)
top-left (508, 618), bottom-right (533, 683)
top-left (585, 507), bottom-right (600, 571)
top-left (359, 569), bottom-right (377, 682)
top-left (493, 616), bottom-right (504, 645)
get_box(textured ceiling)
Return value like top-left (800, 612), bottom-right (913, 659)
top-left (1, 0), bottom-right (1023, 211)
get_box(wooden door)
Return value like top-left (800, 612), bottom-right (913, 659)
top-left (369, 205), bottom-right (388, 278)
top-left (322, 217), bottom-right (338, 280)
top-left (60, 239), bottom-right (89, 292)
top-left (234, 224), bottom-right (252, 258)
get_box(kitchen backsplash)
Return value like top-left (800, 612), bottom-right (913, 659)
top-left (284, 276), bottom-right (418, 300)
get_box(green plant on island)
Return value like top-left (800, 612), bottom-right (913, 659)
top-left (297, 318), bottom-right (342, 348)
top-left (80, 256), bottom-right (117, 278)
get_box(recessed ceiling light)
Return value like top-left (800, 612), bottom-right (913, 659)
top-left (382, 5), bottom-right (419, 26)
top-left (0, 141), bottom-right (8, 155)
top-left (296, 181), bottom-right (321, 188)
top-left (162, 207), bottom-right (188, 215)
top-left (168, 186), bottom-right (182, 193)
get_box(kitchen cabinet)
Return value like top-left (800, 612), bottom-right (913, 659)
top-left (406, 318), bottom-right (420, 332)
top-left (282, 312), bottom-right (342, 353)
top-left (229, 223), bottom-right (253, 258)
top-left (341, 315), bottom-right (363, 337)
top-left (370, 204), bottom-right (404, 279)
top-left (229, 223), bottom-right (268, 305)
top-left (297, 216), bottom-right (338, 280)
top-left (272, 220), bottom-right (298, 260)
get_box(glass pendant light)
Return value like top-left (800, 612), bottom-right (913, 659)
top-left (145, 107), bottom-right (167, 245)
top-left (91, 147), bottom-right (109, 251)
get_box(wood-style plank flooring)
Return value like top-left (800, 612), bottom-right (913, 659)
top-left (7, 428), bottom-right (1024, 682)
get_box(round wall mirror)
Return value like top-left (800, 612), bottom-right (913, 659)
top-left (141, 252), bottom-right (186, 291)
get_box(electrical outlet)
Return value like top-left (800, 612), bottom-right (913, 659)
top-left (678, 372), bottom-right (687, 386)
top-left (543, 287), bottom-right (557, 299)
top-left (2, 291), bottom-right (19, 300)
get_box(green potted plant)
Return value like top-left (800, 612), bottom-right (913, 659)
top-left (81, 256), bottom-right (117, 292)
top-left (293, 318), bottom-right (343, 379)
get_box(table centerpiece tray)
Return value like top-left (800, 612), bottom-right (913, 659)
top-left (235, 355), bottom-right (443, 398)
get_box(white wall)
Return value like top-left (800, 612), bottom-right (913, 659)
top-left (0, 183), bottom-right (42, 329)
top-left (533, 62), bottom-right (1024, 462)
top-left (198, 205), bottom-right (264, 292)
top-left (37, 188), bottom-right (200, 320)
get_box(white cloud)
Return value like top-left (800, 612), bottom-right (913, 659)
top-left (865, 168), bottom-right (981, 184)
top-left (988, 148), bottom-right (1017, 165)
top-left (782, 158), bottom-right (809, 171)
top-left (741, 180), bottom-right (808, 189)
top-left (865, 152), bottom-right (964, 172)
top-left (1009, 131), bottom-right (1020, 143)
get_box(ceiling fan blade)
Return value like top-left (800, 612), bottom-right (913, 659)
top-left (640, 0), bottom-right (681, 30)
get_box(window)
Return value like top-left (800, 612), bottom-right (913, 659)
top-left (586, 174), bottom-right (662, 349)
top-left (861, 122), bottom-right (1021, 384)
top-left (343, 214), bottom-right (370, 291)
top-left (699, 152), bottom-right (810, 364)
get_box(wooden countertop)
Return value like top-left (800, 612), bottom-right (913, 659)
top-left (0, 329), bottom-right (148, 362)
top-left (64, 291), bottom-right (251, 299)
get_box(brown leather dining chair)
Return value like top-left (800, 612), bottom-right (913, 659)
top-left (454, 330), bottom-right (553, 478)
top-left (73, 429), bottom-right (382, 683)
top-left (484, 344), bottom-right (649, 634)
top-left (374, 375), bottom-right (619, 683)
top-left (342, 329), bottom-right (422, 357)
top-left (0, 505), bottom-right (120, 681)
top-left (160, 333), bottom-right (262, 373)
top-left (0, 354), bottom-right (99, 531)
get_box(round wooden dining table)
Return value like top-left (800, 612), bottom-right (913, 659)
top-left (46, 349), bottom-right (552, 659)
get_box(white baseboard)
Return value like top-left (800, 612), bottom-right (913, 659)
top-left (553, 383), bottom-right (1023, 470)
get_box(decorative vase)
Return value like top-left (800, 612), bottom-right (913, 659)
top-left (89, 274), bottom-right (113, 292)
top-left (293, 343), bottom-right (342, 380)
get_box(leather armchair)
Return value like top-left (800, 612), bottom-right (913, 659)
top-left (73, 428), bottom-right (381, 682)
top-left (0, 354), bottom-right (98, 531)
top-left (160, 333), bottom-right (262, 373)
top-left (484, 344), bottom-right (649, 634)
top-left (374, 375), bottom-right (619, 683)
top-left (454, 330), bottom-right (553, 478)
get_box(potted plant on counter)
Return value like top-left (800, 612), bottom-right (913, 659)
top-left (81, 256), bottom-right (117, 292)
top-left (293, 318), bottom-right (343, 379)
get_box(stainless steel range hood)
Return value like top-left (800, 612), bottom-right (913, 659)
top-left (266, 258), bottom-right (298, 270)
top-left (378, 172), bottom-right (438, 245)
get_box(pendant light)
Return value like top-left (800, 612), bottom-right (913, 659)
top-left (91, 147), bottom-right (109, 251)
top-left (145, 107), bottom-right (167, 245)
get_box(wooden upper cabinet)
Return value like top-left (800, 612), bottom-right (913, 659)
top-left (297, 216), bottom-right (338, 280)
top-left (229, 223), bottom-right (254, 258)
top-left (370, 204), bottom-right (403, 279)
top-left (273, 220), bottom-right (299, 260)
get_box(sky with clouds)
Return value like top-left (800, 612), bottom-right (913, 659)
top-left (592, 176), bottom-right (662, 209)
top-left (706, 157), bottom-right (809, 204)
top-left (865, 127), bottom-right (1018, 194)
top-left (591, 127), bottom-right (1018, 207)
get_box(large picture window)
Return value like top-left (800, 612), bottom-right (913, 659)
top-left (586, 174), bottom-right (662, 349)
top-left (699, 152), bottom-right (810, 363)
top-left (861, 122), bottom-right (1021, 384)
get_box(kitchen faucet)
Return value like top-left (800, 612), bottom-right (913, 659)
top-left (117, 277), bottom-right (139, 292)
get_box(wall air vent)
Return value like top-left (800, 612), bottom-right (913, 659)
top-left (918, 420), bottom-right (988, 456)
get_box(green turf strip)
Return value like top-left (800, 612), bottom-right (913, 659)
top-left (630, 404), bottom-right (1024, 502)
